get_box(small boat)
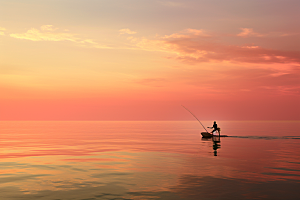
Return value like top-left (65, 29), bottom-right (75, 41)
top-left (201, 132), bottom-right (213, 138)
top-left (201, 132), bottom-right (228, 138)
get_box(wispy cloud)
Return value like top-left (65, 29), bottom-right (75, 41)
top-left (128, 29), bottom-right (300, 65)
top-left (9, 25), bottom-right (110, 49)
top-left (237, 28), bottom-right (264, 37)
top-left (237, 28), bottom-right (300, 38)
top-left (163, 29), bottom-right (210, 39)
top-left (10, 28), bottom-right (78, 42)
top-left (119, 28), bottom-right (137, 35)
top-left (10, 25), bottom-right (82, 42)
top-left (0, 26), bottom-right (6, 35)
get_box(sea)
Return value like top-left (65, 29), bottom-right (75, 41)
top-left (0, 121), bottom-right (299, 200)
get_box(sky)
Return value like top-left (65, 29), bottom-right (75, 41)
top-left (0, 0), bottom-right (299, 120)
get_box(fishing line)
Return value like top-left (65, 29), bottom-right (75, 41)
top-left (181, 105), bottom-right (209, 133)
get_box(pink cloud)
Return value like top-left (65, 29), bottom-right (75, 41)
top-left (163, 29), bottom-right (210, 39)
top-left (166, 39), bottom-right (300, 64)
top-left (237, 28), bottom-right (265, 37)
top-left (132, 34), bottom-right (300, 64)
top-left (130, 29), bottom-right (300, 65)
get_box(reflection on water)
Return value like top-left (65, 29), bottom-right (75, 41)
top-left (202, 137), bottom-right (221, 156)
top-left (213, 140), bottom-right (221, 157)
top-left (0, 121), bottom-right (299, 199)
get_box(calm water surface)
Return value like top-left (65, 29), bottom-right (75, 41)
top-left (0, 121), bottom-right (299, 200)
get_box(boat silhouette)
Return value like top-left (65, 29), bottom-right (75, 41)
top-left (201, 132), bottom-right (228, 138)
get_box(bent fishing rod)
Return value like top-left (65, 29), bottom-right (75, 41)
top-left (181, 105), bottom-right (209, 133)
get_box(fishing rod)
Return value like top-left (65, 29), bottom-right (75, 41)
top-left (182, 105), bottom-right (209, 133)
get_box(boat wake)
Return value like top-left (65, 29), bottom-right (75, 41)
top-left (228, 136), bottom-right (300, 140)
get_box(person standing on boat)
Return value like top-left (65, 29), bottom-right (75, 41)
top-left (208, 121), bottom-right (221, 136)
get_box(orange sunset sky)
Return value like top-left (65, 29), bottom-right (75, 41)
top-left (0, 0), bottom-right (299, 120)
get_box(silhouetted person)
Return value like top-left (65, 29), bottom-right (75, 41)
top-left (208, 121), bottom-right (221, 136)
